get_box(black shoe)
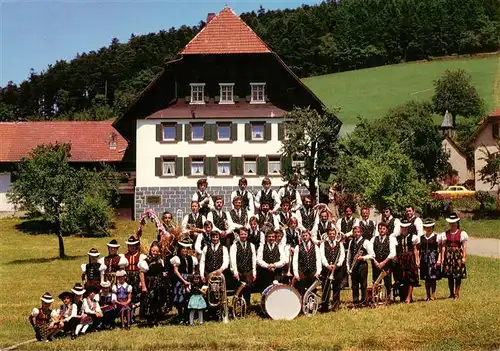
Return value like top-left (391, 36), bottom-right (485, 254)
top-left (71, 335), bottom-right (76, 340)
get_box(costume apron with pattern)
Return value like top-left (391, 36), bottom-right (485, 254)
top-left (33, 308), bottom-right (53, 340)
top-left (104, 255), bottom-right (122, 285)
top-left (140, 258), bottom-right (166, 321)
top-left (188, 285), bottom-right (207, 310)
top-left (442, 230), bottom-right (467, 279)
top-left (394, 225), bottom-right (419, 287)
top-left (173, 255), bottom-right (194, 306)
top-left (420, 234), bottom-right (441, 280)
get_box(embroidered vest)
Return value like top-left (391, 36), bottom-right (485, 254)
top-left (236, 190), bottom-right (250, 211)
top-left (260, 190), bottom-right (275, 209)
top-left (125, 252), bottom-right (140, 272)
top-left (188, 213), bottom-right (204, 229)
top-left (445, 230), bottom-right (462, 248)
top-left (277, 211), bottom-right (291, 227)
top-left (349, 238), bottom-right (367, 266)
top-left (197, 191), bottom-right (209, 208)
top-left (263, 244), bottom-right (280, 264)
top-left (86, 262), bottom-right (101, 281)
top-left (230, 209), bottom-right (247, 226)
top-left (211, 210), bottom-right (228, 231)
top-left (36, 308), bottom-right (52, 324)
top-left (236, 241), bottom-right (252, 273)
top-left (283, 187), bottom-right (297, 202)
top-left (421, 234), bottom-right (439, 252)
top-left (396, 234), bottom-right (414, 255)
top-left (298, 243), bottom-right (317, 274)
top-left (341, 217), bottom-right (354, 234)
top-left (386, 217), bottom-right (396, 235)
top-left (104, 255), bottom-right (121, 273)
top-left (373, 236), bottom-right (390, 262)
top-left (317, 221), bottom-right (333, 241)
top-left (205, 245), bottom-right (224, 274)
top-left (360, 219), bottom-right (375, 241)
top-left (178, 255), bottom-right (194, 274)
top-left (258, 212), bottom-right (273, 228)
top-left (324, 242), bottom-right (340, 264)
top-left (299, 208), bottom-right (315, 230)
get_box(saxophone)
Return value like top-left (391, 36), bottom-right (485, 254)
top-left (231, 281), bottom-right (247, 319)
top-left (207, 272), bottom-right (229, 323)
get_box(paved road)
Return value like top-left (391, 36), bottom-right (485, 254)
top-left (468, 237), bottom-right (500, 258)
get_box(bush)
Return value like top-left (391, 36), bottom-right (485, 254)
top-left (475, 191), bottom-right (496, 211)
top-left (75, 195), bottom-right (115, 236)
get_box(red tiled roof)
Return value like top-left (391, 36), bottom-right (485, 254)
top-left (0, 121), bottom-right (128, 162)
top-left (145, 101), bottom-right (286, 119)
top-left (181, 7), bottom-right (272, 55)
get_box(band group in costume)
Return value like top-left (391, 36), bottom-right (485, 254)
top-left (28, 176), bottom-right (470, 341)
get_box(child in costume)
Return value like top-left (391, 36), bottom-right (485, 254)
top-left (112, 270), bottom-right (132, 329)
top-left (187, 274), bottom-right (207, 325)
top-left (28, 292), bottom-right (58, 341)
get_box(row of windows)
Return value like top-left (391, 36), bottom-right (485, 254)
top-left (190, 82), bottom-right (266, 104)
top-left (155, 156), bottom-right (305, 177)
top-left (156, 122), bottom-right (287, 143)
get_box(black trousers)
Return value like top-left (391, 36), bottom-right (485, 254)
top-left (320, 268), bottom-right (342, 311)
top-left (296, 272), bottom-right (315, 296)
top-left (351, 262), bottom-right (368, 304)
top-left (372, 263), bottom-right (392, 296)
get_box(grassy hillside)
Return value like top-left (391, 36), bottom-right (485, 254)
top-left (303, 56), bottom-right (498, 133)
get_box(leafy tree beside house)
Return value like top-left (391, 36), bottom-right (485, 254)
top-left (280, 107), bottom-right (341, 199)
top-left (478, 141), bottom-right (500, 209)
top-left (7, 143), bottom-right (119, 258)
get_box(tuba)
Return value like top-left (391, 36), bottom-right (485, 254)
top-left (231, 281), bottom-right (247, 319)
top-left (207, 273), bottom-right (229, 323)
top-left (302, 278), bottom-right (322, 316)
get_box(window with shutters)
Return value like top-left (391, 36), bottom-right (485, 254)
top-left (162, 158), bottom-right (176, 177)
top-left (217, 157), bottom-right (231, 176)
top-left (243, 157), bottom-right (257, 175)
top-left (219, 83), bottom-right (234, 104)
top-left (217, 124), bottom-right (231, 141)
top-left (251, 124), bottom-right (264, 141)
top-left (162, 125), bottom-right (175, 141)
top-left (191, 157), bottom-right (205, 176)
top-left (250, 83), bottom-right (265, 103)
top-left (192, 124), bottom-right (204, 141)
top-left (268, 156), bottom-right (281, 175)
top-left (190, 83), bottom-right (205, 104)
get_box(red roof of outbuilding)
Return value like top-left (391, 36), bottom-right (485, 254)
top-left (180, 7), bottom-right (272, 55)
top-left (0, 121), bottom-right (127, 162)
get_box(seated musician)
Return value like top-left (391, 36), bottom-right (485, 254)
top-left (230, 227), bottom-right (257, 307)
top-left (257, 201), bottom-right (276, 232)
top-left (182, 201), bottom-right (206, 240)
top-left (256, 230), bottom-right (286, 292)
top-left (346, 226), bottom-right (374, 306)
top-left (293, 231), bottom-right (321, 296)
top-left (227, 196), bottom-right (251, 248)
top-left (370, 222), bottom-right (397, 299)
top-left (311, 209), bottom-right (335, 245)
top-left (296, 195), bottom-right (318, 232)
top-left (207, 196), bottom-right (231, 247)
top-left (319, 227), bottom-right (345, 312)
top-left (274, 197), bottom-right (295, 232)
top-left (98, 240), bottom-right (128, 285)
top-left (247, 216), bottom-right (264, 249)
top-left (199, 231), bottom-right (229, 281)
top-left (194, 220), bottom-right (214, 256)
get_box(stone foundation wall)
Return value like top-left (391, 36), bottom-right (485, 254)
top-left (135, 186), bottom-right (308, 220)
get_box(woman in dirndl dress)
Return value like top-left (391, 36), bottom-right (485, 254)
top-left (419, 219), bottom-right (442, 301)
top-left (170, 238), bottom-right (198, 324)
top-left (441, 213), bottom-right (468, 299)
top-left (394, 218), bottom-right (420, 304)
top-left (139, 241), bottom-right (167, 326)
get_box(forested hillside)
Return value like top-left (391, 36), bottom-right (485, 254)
top-left (1, 0), bottom-right (498, 122)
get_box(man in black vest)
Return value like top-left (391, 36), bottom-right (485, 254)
top-left (346, 226), bottom-right (374, 306)
top-left (182, 201), bottom-right (206, 241)
top-left (199, 232), bottom-right (229, 280)
top-left (370, 222), bottom-right (397, 298)
top-left (227, 196), bottom-right (250, 247)
top-left (336, 206), bottom-right (359, 288)
top-left (359, 207), bottom-right (376, 241)
top-left (297, 195), bottom-right (318, 232)
top-left (293, 231), bottom-right (321, 296)
top-left (207, 196), bottom-right (230, 247)
top-left (247, 216), bottom-right (264, 249)
top-left (311, 209), bottom-right (335, 245)
top-left (256, 231), bottom-right (285, 291)
top-left (230, 227), bottom-right (257, 306)
top-left (254, 177), bottom-right (280, 214)
top-left (257, 201), bottom-right (275, 232)
top-left (382, 206), bottom-right (401, 237)
top-left (277, 177), bottom-right (302, 212)
top-left (231, 177), bottom-right (254, 215)
top-left (191, 178), bottom-right (213, 218)
top-left (319, 227), bottom-right (345, 311)
top-left (274, 197), bottom-right (294, 231)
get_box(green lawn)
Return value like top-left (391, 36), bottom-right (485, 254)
top-left (1, 218), bottom-right (499, 350)
top-left (303, 55), bottom-right (498, 129)
top-left (435, 218), bottom-right (500, 239)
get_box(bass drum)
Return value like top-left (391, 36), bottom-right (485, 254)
top-left (261, 284), bottom-right (301, 320)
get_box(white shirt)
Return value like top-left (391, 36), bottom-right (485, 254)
top-left (227, 209), bottom-right (252, 232)
top-left (319, 240), bottom-right (345, 267)
top-left (369, 235), bottom-right (397, 261)
top-left (95, 292), bottom-right (117, 304)
top-left (181, 213), bottom-right (207, 234)
top-left (82, 297), bottom-right (102, 315)
top-left (311, 220), bottom-right (336, 244)
top-left (230, 241), bottom-right (257, 277)
top-left (191, 191), bottom-right (214, 209)
top-left (336, 217), bottom-right (360, 237)
top-left (292, 241), bottom-right (322, 278)
top-left (207, 210), bottom-right (229, 233)
top-left (231, 188), bottom-right (255, 214)
top-left (199, 243), bottom-right (229, 277)
top-left (53, 303), bottom-right (77, 322)
top-left (254, 188), bottom-right (281, 212)
top-left (273, 211), bottom-right (296, 230)
top-left (439, 230), bottom-right (469, 244)
top-left (97, 254), bottom-right (128, 269)
top-left (346, 237), bottom-right (375, 271)
top-left (379, 215), bottom-right (401, 237)
top-left (296, 208), bottom-right (319, 232)
top-left (408, 216), bottom-right (424, 237)
top-left (256, 243), bottom-right (287, 269)
top-left (194, 233), bottom-right (209, 255)
top-left (393, 230), bottom-right (420, 247)
top-left (170, 255), bottom-right (199, 268)
top-left (277, 186), bottom-right (303, 212)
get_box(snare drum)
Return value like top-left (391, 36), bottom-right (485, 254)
top-left (261, 284), bottom-right (301, 320)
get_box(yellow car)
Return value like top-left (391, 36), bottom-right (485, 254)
top-left (432, 186), bottom-right (475, 198)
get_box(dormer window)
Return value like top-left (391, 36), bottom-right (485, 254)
top-left (250, 83), bottom-right (266, 103)
top-left (219, 83), bottom-right (234, 104)
top-left (190, 83), bottom-right (205, 104)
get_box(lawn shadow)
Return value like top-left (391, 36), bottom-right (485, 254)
top-left (6, 255), bottom-right (85, 265)
top-left (15, 219), bottom-right (57, 235)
